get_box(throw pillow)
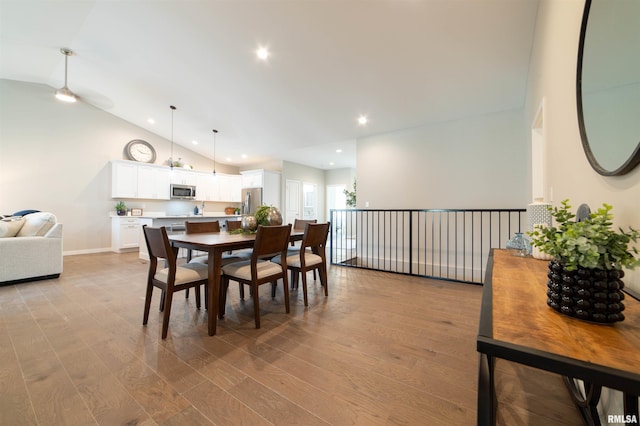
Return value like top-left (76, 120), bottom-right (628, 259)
top-left (16, 212), bottom-right (57, 237)
top-left (12, 209), bottom-right (40, 217)
top-left (0, 217), bottom-right (25, 238)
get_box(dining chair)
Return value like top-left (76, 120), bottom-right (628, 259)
top-left (220, 224), bottom-right (292, 328)
top-left (272, 222), bottom-right (330, 307)
top-left (225, 220), bottom-right (242, 231)
top-left (142, 225), bottom-right (208, 339)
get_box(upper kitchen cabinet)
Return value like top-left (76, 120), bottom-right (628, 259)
top-left (170, 168), bottom-right (198, 186)
top-left (137, 165), bottom-right (170, 199)
top-left (218, 173), bottom-right (242, 202)
top-left (111, 160), bottom-right (170, 200)
top-left (196, 172), bottom-right (242, 202)
top-left (111, 160), bottom-right (138, 198)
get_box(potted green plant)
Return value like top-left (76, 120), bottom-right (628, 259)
top-left (527, 199), bottom-right (640, 323)
top-left (115, 201), bottom-right (127, 216)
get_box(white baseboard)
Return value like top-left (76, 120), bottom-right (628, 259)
top-left (63, 248), bottom-right (113, 256)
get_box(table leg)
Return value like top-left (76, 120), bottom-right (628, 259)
top-left (207, 249), bottom-right (223, 336)
top-left (478, 353), bottom-right (496, 426)
top-left (624, 393), bottom-right (639, 421)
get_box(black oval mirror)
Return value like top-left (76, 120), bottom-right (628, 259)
top-left (577, 0), bottom-right (640, 176)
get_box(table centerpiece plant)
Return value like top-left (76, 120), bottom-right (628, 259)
top-left (527, 199), bottom-right (640, 323)
top-left (231, 205), bottom-right (283, 234)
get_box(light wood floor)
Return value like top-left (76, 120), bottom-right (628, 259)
top-left (0, 252), bottom-right (582, 425)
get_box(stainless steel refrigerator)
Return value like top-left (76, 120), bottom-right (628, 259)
top-left (241, 187), bottom-right (263, 214)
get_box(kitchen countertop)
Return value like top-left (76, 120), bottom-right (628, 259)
top-left (110, 212), bottom-right (242, 219)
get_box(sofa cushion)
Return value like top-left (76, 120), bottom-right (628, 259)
top-left (17, 212), bottom-right (57, 237)
top-left (0, 217), bottom-right (25, 238)
top-left (12, 209), bottom-right (40, 217)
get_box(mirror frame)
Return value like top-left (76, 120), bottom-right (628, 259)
top-left (576, 0), bottom-right (640, 176)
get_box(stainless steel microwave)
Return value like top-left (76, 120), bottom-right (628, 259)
top-left (170, 184), bottom-right (196, 200)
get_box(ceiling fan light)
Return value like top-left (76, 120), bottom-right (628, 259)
top-left (54, 86), bottom-right (76, 103)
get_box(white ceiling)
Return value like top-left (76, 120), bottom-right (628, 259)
top-left (0, 0), bottom-right (539, 170)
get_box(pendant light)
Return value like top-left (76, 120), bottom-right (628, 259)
top-left (54, 48), bottom-right (77, 103)
top-left (212, 129), bottom-right (218, 175)
top-left (169, 105), bottom-right (176, 169)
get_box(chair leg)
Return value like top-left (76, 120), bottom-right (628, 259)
top-left (271, 281), bottom-right (277, 298)
top-left (252, 283), bottom-right (261, 328)
top-left (161, 289), bottom-right (174, 339)
top-left (194, 285), bottom-right (201, 309)
top-left (239, 282), bottom-right (245, 300)
top-left (142, 280), bottom-right (154, 325)
top-left (283, 275), bottom-right (290, 314)
top-left (320, 266), bottom-right (328, 296)
top-left (313, 270), bottom-right (317, 280)
top-left (159, 290), bottom-right (165, 312)
top-left (301, 269), bottom-right (309, 307)
top-left (185, 288), bottom-right (189, 299)
top-left (219, 277), bottom-right (229, 318)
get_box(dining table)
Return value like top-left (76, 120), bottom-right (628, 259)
top-left (168, 229), bottom-right (304, 335)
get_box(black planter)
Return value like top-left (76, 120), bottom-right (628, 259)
top-left (546, 260), bottom-right (626, 323)
top-left (117, 210), bottom-right (126, 216)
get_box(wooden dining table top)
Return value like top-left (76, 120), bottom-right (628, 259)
top-left (168, 229), bottom-right (304, 249)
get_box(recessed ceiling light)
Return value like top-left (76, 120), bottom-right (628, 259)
top-left (336, 149), bottom-right (342, 153)
top-left (357, 115), bottom-right (368, 126)
top-left (192, 140), bottom-right (198, 145)
top-left (329, 162), bottom-right (335, 166)
top-left (147, 118), bottom-right (155, 124)
top-left (241, 154), bottom-right (248, 159)
top-left (226, 157), bottom-right (232, 162)
top-left (256, 47), bottom-right (270, 60)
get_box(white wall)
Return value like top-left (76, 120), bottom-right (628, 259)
top-left (356, 109), bottom-right (528, 209)
top-left (525, 0), bottom-right (640, 293)
top-left (0, 79), bottom-right (238, 253)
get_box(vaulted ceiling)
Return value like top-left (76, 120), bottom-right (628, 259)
top-left (0, 0), bottom-right (539, 170)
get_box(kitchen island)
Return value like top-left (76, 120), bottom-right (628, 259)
top-left (110, 213), bottom-right (242, 259)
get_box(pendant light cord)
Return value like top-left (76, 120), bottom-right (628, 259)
top-left (212, 129), bottom-right (218, 175)
top-left (169, 105), bottom-right (176, 168)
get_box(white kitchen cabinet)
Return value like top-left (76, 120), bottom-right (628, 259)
top-left (241, 170), bottom-right (263, 188)
top-left (111, 161), bottom-right (138, 198)
top-left (196, 171), bottom-right (217, 201)
top-left (111, 216), bottom-right (143, 253)
top-left (170, 168), bottom-right (198, 186)
top-left (217, 174), bottom-right (242, 202)
top-left (137, 165), bottom-right (170, 200)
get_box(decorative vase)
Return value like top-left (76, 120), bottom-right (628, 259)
top-left (506, 232), bottom-right (531, 257)
top-left (266, 207), bottom-right (283, 226)
top-left (546, 260), bottom-right (626, 323)
top-left (241, 215), bottom-right (257, 231)
top-left (117, 210), bottom-right (126, 216)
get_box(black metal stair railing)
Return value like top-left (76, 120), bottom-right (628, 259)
top-left (329, 208), bottom-right (527, 285)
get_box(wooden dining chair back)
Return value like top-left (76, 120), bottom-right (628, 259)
top-left (142, 225), bottom-right (209, 339)
top-left (291, 219), bottom-right (317, 246)
top-left (185, 220), bottom-right (220, 261)
top-left (220, 224), bottom-right (292, 328)
top-left (273, 222), bottom-right (330, 306)
top-left (226, 220), bottom-right (242, 231)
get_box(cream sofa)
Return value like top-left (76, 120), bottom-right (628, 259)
top-left (0, 212), bottom-right (63, 284)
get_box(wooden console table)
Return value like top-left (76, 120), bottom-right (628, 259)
top-left (477, 249), bottom-right (640, 425)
